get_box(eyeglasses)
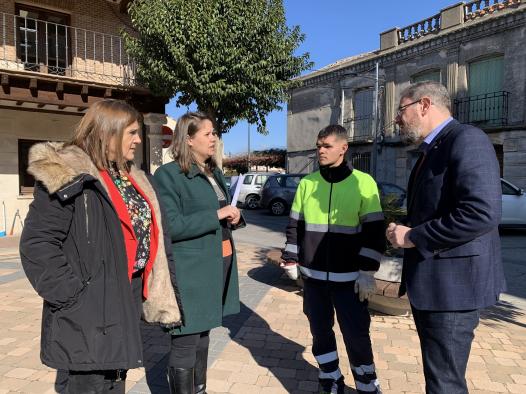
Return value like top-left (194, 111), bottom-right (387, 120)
top-left (396, 99), bottom-right (421, 117)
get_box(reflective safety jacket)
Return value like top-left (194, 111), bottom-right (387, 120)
top-left (282, 162), bottom-right (385, 282)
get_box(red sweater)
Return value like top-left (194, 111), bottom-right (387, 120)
top-left (100, 170), bottom-right (159, 299)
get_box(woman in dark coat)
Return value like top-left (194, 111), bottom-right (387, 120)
top-left (19, 99), bottom-right (183, 394)
top-left (154, 112), bottom-right (241, 394)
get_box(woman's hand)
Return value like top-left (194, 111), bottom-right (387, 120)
top-left (217, 205), bottom-right (241, 225)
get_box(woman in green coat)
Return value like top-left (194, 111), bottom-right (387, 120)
top-left (154, 112), bottom-right (241, 394)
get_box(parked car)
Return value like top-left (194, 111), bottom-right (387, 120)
top-left (224, 176), bottom-right (232, 189)
top-left (237, 172), bottom-right (278, 209)
top-left (377, 182), bottom-right (407, 208)
top-left (501, 178), bottom-right (526, 228)
top-left (260, 174), bottom-right (306, 215)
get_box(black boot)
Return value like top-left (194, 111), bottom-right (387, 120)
top-left (194, 347), bottom-right (208, 394)
top-left (167, 367), bottom-right (194, 394)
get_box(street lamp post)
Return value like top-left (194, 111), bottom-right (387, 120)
top-left (247, 122), bottom-right (251, 172)
top-left (371, 62), bottom-right (380, 179)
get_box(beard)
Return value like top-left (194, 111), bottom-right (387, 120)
top-left (400, 121), bottom-right (423, 145)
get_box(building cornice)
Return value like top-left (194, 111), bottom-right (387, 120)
top-left (299, 5), bottom-right (526, 88)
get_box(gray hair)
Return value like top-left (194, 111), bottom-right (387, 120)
top-left (399, 81), bottom-right (451, 113)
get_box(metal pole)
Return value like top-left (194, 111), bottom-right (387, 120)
top-left (371, 62), bottom-right (379, 178)
top-left (340, 88), bottom-right (345, 126)
top-left (1, 201), bottom-right (6, 236)
top-left (247, 123), bottom-right (251, 172)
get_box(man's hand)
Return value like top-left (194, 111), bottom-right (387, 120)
top-left (386, 222), bottom-right (415, 248)
top-left (354, 271), bottom-right (376, 302)
top-left (280, 261), bottom-right (299, 280)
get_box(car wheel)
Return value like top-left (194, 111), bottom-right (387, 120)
top-left (245, 195), bottom-right (260, 210)
top-left (270, 200), bottom-right (287, 216)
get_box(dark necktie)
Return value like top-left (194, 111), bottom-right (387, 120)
top-left (412, 151), bottom-right (426, 181)
top-left (412, 142), bottom-right (429, 181)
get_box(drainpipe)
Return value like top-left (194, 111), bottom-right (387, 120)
top-left (340, 88), bottom-right (345, 126)
top-left (371, 62), bottom-right (380, 178)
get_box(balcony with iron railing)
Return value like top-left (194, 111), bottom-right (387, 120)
top-left (453, 91), bottom-right (509, 127)
top-left (343, 115), bottom-right (375, 143)
top-left (0, 12), bottom-right (137, 86)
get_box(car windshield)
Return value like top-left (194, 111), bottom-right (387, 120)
top-left (255, 175), bottom-right (269, 185)
top-left (501, 180), bottom-right (521, 195)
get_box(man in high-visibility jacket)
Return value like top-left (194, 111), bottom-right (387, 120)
top-left (282, 124), bottom-right (385, 394)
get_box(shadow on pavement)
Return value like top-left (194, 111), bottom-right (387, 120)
top-left (227, 303), bottom-right (320, 392)
top-left (247, 248), bottom-right (302, 294)
top-left (241, 208), bottom-right (289, 234)
top-left (480, 300), bottom-right (526, 329)
top-left (243, 263), bottom-right (358, 393)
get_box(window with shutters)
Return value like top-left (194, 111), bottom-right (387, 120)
top-left (15, 4), bottom-right (71, 76)
top-left (453, 56), bottom-right (508, 126)
top-left (345, 88), bottom-right (374, 142)
top-left (468, 56), bottom-right (505, 124)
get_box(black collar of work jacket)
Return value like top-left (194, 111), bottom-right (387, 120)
top-left (320, 160), bottom-right (353, 183)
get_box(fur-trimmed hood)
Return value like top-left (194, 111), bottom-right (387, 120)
top-left (27, 141), bottom-right (183, 328)
top-left (28, 142), bottom-right (104, 194)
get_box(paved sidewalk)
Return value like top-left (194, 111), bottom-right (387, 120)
top-left (1, 241), bottom-right (525, 393)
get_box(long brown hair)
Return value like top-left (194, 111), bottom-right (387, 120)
top-left (66, 99), bottom-right (141, 172)
top-left (170, 111), bottom-right (217, 174)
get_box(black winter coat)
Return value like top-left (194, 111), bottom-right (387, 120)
top-left (19, 142), bottom-right (182, 371)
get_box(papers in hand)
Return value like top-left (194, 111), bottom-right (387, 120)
top-left (230, 175), bottom-right (244, 207)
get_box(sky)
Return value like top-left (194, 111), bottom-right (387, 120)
top-left (165, 0), bottom-right (456, 156)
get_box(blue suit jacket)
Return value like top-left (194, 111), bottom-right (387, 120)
top-left (400, 119), bottom-right (506, 311)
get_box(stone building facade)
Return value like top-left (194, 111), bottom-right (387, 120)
top-left (0, 0), bottom-right (168, 235)
top-left (287, 0), bottom-right (526, 192)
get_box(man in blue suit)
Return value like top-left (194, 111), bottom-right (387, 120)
top-left (386, 81), bottom-right (506, 394)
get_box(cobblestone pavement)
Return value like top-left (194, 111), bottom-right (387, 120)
top-left (1, 241), bottom-right (525, 393)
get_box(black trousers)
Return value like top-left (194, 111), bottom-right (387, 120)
top-left (63, 275), bottom-right (143, 394)
top-left (303, 279), bottom-right (380, 393)
top-left (412, 305), bottom-right (480, 394)
top-left (169, 331), bottom-right (210, 369)
top-left (65, 370), bottom-right (127, 394)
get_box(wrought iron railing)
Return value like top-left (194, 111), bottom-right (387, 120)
top-left (453, 91), bottom-right (509, 127)
top-left (344, 116), bottom-right (375, 143)
top-left (350, 152), bottom-right (371, 174)
top-left (0, 12), bottom-right (136, 86)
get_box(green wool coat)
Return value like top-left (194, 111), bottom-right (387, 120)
top-left (153, 162), bottom-right (240, 335)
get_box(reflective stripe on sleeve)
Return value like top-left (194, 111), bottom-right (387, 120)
top-left (290, 210), bottom-right (304, 221)
top-left (359, 247), bottom-right (383, 263)
top-left (360, 211), bottom-right (385, 223)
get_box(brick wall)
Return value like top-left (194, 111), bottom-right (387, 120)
top-left (0, 0), bottom-right (136, 85)
top-left (0, 0), bottom-right (132, 35)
